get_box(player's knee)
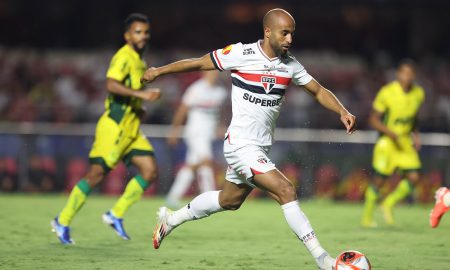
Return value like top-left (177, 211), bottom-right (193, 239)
top-left (140, 167), bottom-right (158, 182)
top-left (277, 183), bottom-right (297, 202)
top-left (407, 174), bottom-right (420, 185)
top-left (85, 169), bottom-right (105, 187)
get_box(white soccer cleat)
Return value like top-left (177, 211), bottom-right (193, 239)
top-left (152, 207), bottom-right (174, 249)
top-left (316, 252), bottom-right (335, 270)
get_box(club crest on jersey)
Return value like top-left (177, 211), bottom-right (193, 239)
top-left (222, 45), bottom-right (232, 55)
top-left (261, 76), bottom-right (276, 92)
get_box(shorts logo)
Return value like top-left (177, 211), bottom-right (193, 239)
top-left (261, 76), bottom-right (276, 92)
top-left (257, 157), bottom-right (269, 164)
top-left (222, 45), bottom-right (232, 55)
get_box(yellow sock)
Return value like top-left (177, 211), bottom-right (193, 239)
top-left (383, 179), bottom-right (412, 208)
top-left (58, 179), bottom-right (92, 226)
top-left (111, 175), bottom-right (150, 218)
top-left (361, 186), bottom-right (379, 224)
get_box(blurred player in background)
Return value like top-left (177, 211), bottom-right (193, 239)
top-left (142, 8), bottom-right (356, 270)
top-left (430, 187), bottom-right (450, 228)
top-left (51, 13), bottom-right (161, 244)
top-left (165, 71), bottom-right (227, 208)
top-left (361, 60), bottom-right (425, 227)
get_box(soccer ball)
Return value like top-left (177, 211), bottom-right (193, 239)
top-left (335, 250), bottom-right (371, 270)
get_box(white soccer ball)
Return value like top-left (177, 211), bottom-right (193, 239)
top-left (335, 250), bottom-right (371, 270)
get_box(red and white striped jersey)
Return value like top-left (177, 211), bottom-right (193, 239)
top-left (182, 78), bottom-right (227, 139)
top-left (210, 40), bottom-right (312, 146)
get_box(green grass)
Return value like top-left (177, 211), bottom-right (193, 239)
top-left (0, 194), bottom-right (449, 269)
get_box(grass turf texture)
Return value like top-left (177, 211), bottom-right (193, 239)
top-left (0, 194), bottom-right (449, 269)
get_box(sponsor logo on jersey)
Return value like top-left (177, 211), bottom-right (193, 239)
top-left (261, 76), bottom-right (276, 92)
top-left (243, 48), bottom-right (255, 55)
top-left (243, 93), bottom-right (282, 107)
top-left (222, 45), bottom-right (232, 55)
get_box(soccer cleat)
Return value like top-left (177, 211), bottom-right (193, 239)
top-left (50, 217), bottom-right (74, 244)
top-left (316, 252), bottom-right (335, 270)
top-left (430, 187), bottom-right (450, 228)
top-left (381, 203), bottom-right (395, 225)
top-left (102, 211), bottom-right (130, 240)
top-left (360, 217), bottom-right (378, 228)
top-left (152, 207), bottom-right (174, 249)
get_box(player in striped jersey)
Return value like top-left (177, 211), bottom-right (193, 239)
top-left (143, 8), bottom-right (356, 270)
top-left (166, 71), bottom-right (227, 208)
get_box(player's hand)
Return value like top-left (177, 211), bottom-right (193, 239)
top-left (141, 67), bottom-right (159, 84)
top-left (386, 130), bottom-right (402, 150)
top-left (340, 111), bottom-right (356, 134)
top-left (166, 129), bottom-right (179, 146)
top-left (137, 88), bottom-right (161, 101)
top-left (412, 133), bottom-right (421, 151)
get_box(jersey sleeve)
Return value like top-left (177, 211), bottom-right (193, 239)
top-left (291, 59), bottom-right (313, 86)
top-left (372, 87), bottom-right (387, 113)
top-left (106, 52), bottom-right (130, 82)
top-left (209, 43), bottom-right (244, 71)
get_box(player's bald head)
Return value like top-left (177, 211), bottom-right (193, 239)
top-left (263, 8), bottom-right (295, 30)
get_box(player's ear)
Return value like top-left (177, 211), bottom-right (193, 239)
top-left (124, 32), bottom-right (130, 42)
top-left (264, 26), bottom-right (271, 39)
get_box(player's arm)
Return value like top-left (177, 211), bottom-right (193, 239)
top-left (106, 78), bottom-right (161, 101)
top-left (141, 54), bottom-right (216, 84)
top-left (411, 116), bottom-right (421, 150)
top-left (368, 109), bottom-right (397, 140)
top-left (167, 103), bottom-right (189, 146)
top-left (303, 78), bottom-right (356, 134)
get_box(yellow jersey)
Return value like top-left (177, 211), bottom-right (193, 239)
top-left (373, 80), bottom-right (425, 136)
top-left (105, 44), bottom-right (147, 121)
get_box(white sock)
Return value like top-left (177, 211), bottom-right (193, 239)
top-left (281, 201), bottom-right (327, 259)
top-left (168, 190), bottom-right (224, 227)
top-left (166, 167), bottom-right (194, 204)
top-left (444, 191), bottom-right (450, 207)
top-left (197, 165), bottom-right (215, 193)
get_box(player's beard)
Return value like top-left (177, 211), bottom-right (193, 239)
top-left (270, 41), bottom-right (288, 58)
top-left (132, 42), bottom-right (147, 55)
top-left (277, 46), bottom-right (289, 59)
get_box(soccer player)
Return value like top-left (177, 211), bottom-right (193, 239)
top-left (165, 71), bottom-right (227, 208)
top-left (361, 60), bottom-right (425, 227)
top-left (142, 9), bottom-right (356, 270)
top-left (430, 187), bottom-right (450, 228)
top-left (51, 13), bottom-right (161, 244)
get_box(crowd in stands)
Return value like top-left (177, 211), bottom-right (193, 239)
top-left (1, 47), bottom-right (449, 132)
top-left (0, 48), bottom-right (448, 200)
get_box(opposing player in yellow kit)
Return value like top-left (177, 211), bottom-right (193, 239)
top-left (361, 60), bottom-right (425, 227)
top-left (51, 13), bottom-right (161, 244)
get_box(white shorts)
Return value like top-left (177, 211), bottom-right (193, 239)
top-left (185, 137), bottom-right (213, 165)
top-left (223, 141), bottom-right (276, 188)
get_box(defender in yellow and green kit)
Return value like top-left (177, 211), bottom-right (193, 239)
top-left (361, 59), bottom-right (425, 227)
top-left (51, 13), bottom-right (161, 244)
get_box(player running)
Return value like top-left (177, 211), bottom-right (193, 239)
top-left (361, 60), bottom-right (425, 227)
top-left (166, 71), bottom-right (227, 208)
top-left (142, 8), bottom-right (356, 270)
top-left (51, 13), bottom-right (161, 244)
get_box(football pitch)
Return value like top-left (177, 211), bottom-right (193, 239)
top-left (0, 194), bottom-right (448, 269)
